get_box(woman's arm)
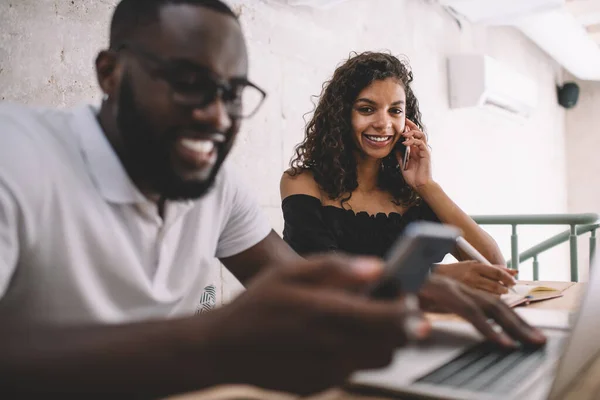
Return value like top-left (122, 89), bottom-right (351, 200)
top-left (399, 119), bottom-right (504, 264)
top-left (416, 182), bottom-right (505, 264)
top-left (399, 121), bottom-right (514, 295)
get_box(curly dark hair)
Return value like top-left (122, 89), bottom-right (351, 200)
top-left (288, 51), bottom-right (425, 207)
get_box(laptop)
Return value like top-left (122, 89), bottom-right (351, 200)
top-left (350, 258), bottom-right (600, 400)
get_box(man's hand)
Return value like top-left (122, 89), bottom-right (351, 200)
top-left (419, 274), bottom-right (547, 348)
top-left (206, 254), bottom-right (430, 395)
top-left (434, 261), bottom-right (517, 295)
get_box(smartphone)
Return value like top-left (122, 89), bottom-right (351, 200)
top-left (368, 222), bottom-right (461, 300)
top-left (397, 140), bottom-right (410, 171)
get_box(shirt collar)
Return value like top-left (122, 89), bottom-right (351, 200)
top-left (74, 105), bottom-right (148, 205)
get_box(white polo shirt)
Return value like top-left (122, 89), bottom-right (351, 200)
top-left (0, 103), bottom-right (272, 326)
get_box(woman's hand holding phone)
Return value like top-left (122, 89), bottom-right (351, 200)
top-left (396, 119), bottom-right (433, 191)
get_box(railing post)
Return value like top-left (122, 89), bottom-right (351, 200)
top-left (511, 224), bottom-right (519, 274)
top-left (533, 255), bottom-right (539, 281)
top-left (591, 229), bottom-right (597, 265)
top-left (570, 225), bottom-right (579, 282)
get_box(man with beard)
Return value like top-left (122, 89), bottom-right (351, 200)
top-left (0, 0), bottom-right (545, 397)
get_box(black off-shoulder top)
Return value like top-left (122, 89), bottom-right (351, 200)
top-left (282, 194), bottom-right (441, 258)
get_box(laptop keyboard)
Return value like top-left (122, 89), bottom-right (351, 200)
top-left (416, 337), bottom-right (566, 394)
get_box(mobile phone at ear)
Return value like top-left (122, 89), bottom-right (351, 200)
top-left (396, 140), bottom-right (410, 171)
top-left (368, 222), bottom-right (461, 300)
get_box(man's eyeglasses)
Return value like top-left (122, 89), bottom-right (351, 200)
top-left (116, 43), bottom-right (267, 119)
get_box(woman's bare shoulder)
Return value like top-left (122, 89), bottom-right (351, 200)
top-left (280, 169), bottom-right (321, 200)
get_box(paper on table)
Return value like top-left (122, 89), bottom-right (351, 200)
top-left (501, 284), bottom-right (564, 307)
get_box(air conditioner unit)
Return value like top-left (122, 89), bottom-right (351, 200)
top-left (447, 54), bottom-right (538, 117)
top-left (436, 0), bottom-right (563, 25)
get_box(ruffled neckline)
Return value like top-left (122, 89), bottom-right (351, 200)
top-left (321, 205), bottom-right (404, 223)
top-left (282, 194), bottom-right (421, 225)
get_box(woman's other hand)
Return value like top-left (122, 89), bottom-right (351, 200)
top-left (433, 261), bottom-right (517, 295)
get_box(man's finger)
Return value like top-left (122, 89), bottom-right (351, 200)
top-left (476, 294), bottom-right (547, 346)
top-left (449, 294), bottom-right (517, 347)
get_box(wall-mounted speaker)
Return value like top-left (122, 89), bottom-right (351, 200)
top-left (557, 82), bottom-right (580, 109)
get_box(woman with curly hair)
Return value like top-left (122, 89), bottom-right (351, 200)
top-left (280, 51), bottom-right (516, 295)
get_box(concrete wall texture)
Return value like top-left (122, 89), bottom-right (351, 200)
top-left (3, 0), bottom-right (597, 295)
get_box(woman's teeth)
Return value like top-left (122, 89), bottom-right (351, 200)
top-left (365, 135), bottom-right (391, 142)
top-left (180, 138), bottom-right (215, 154)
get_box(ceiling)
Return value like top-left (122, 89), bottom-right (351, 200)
top-left (566, 0), bottom-right (600, 45)
top-left (277, 0), bottom-right (600, 80)
top-left (434, 0), bottom-right (600, 80)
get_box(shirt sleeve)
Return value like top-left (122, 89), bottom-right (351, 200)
top-left (0, 178), bottom-right (20, 298)
top-left (215, 164), bottom-right (273, 259)
top-left (0, 107), bottom-right (43, 299)
top-left (281, 194), bottom-right (339, 256)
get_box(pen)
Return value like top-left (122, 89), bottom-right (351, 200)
top-left (456, 236), bottom-right (518, 294)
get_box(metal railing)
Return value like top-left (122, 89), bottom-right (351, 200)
top-left (472, 214), bottom-right (599, 282)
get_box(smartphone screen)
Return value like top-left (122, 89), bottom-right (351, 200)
top-left (368, 222), bottom-right (461, 299)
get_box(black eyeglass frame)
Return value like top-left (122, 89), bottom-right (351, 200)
top-left (114, 42), bottom-right (267, 119)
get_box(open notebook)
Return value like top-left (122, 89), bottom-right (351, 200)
top-left (501, 283), bottom-right (566, 307)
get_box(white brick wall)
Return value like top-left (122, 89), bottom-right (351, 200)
top-left (1, 0), bottom-right (575, 299)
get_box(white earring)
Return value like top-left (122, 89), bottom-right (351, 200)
top-left (102, 93), bottom-right (109, 101)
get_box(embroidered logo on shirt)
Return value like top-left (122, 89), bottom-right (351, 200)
top-left (195, 285), bottom-right (217, 314)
